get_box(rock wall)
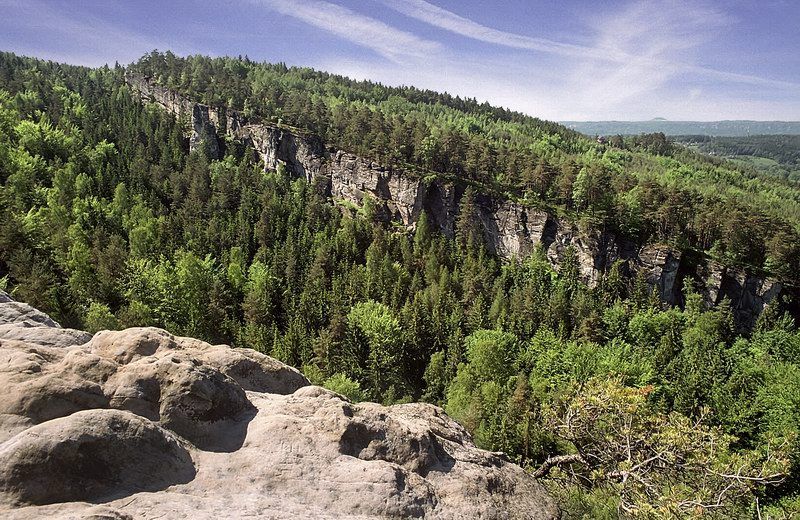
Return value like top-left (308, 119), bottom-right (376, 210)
top-left (126, 74), bottom-right (785, 328)
top-left (698, 261), bottom-right (783, 327)
top-left (0, 291), bottom-right (558, 519)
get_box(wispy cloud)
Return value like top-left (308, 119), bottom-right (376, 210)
top-left (3, 0), bottom-right (796, 120)
top-left (379, 0), bottom-right (799, 93)
top-left (685, 66), bottom-right (800, 90)
top-left (554, 1), bottom-right (726, 117)
top-left (377, 0), bottom-right (618, 61)
top-left (250, 0), bottom-right (442, 60)
top-left (316, 0), bottom-right (799, 120)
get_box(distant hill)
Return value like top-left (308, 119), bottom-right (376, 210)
top-left (674, 134), bottom-right (800, 182)
top-left (562, 120), bottom-right (800, 137)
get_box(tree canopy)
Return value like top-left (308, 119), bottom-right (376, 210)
top-left (1, 51), bottom-right (800, 517)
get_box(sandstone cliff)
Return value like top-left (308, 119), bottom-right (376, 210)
top-left (125, 74), bottom-right (784, 329)
top-left (0, 291), bottom-right (559, 519)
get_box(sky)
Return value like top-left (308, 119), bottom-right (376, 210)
top-left (2, 0), bottom-right (799, 121)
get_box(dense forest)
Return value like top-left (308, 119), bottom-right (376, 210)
top-left (128, 52), bottom-right (800, 283)
top-left (3, 51), bottom-right (800, 517)
top-left (675, 135), bottom-right (800, 183)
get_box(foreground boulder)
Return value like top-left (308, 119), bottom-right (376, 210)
top-left (0, 293), bottom-right (558, 519)
top-left (0, 409), bottom-right (195, 506)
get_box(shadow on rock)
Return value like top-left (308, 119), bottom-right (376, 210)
top-left (0, 409), bottom-right (196, 506)
top-left (339, 414), bottom-right (456, 477)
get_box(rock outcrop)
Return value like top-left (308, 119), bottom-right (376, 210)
top-left (697, 262), bottom-right (783, 327)
top-left (0, 292), bottom-right (559, 519)
top-left (125, 74), bottom-right (787, 328)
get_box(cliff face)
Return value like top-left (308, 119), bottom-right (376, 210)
top-left (126, 74), bottom-right (784, 328)
top-left (699, 261), bottom-right (783, 326)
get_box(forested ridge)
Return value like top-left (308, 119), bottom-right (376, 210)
top-left (675, 134), bottom-right (800, 183)
top-left (128, 51), bottom-right (800, 283)
top-left (564, 120), bottom-right (800, 138)
top-left (3, 50), bottom-right (800, 517)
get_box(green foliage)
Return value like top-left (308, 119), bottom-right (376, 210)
top-left (323, 373), bottom-right (365, 402)
top-left (347, 301), bottom-right (403, 401)
top-left (464, 329), bottom-right (520, 383)
top-left (541, 379), bottom-right (790, 518)
top-left (131, 51), bottom-right (800, 283)
top-left (547, 484), bottom-right (619, 520)
top-left (1, 50), bottom-right (800, 517)
top-left (675, 134), bottom-right (800, 182)
top-left (84, 301), bottom-right (118, 333)
top-left (422, 350), bottom-right (447, 404)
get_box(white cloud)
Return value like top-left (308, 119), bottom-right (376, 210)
top-left (560, 0), bottom-right (799, 118)
top-left (250, 0), bottom-right (442, 60)
top-left (243, 0), bottom-right (799, 119)
top-left (377, 0), bottom-right (619, 62)
top-left (380, 0), bottom-right (799, 95)
top-left (4, 0), bottom-right (797, 120)
top-left (242, 0), bottom-right (800, 120)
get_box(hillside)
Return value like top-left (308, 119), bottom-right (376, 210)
top-left (675, 134), bottom-right (800, 182)
top-left (128, 53), bottom-right (800, 281)
top-left (124, 70), bottom-right (794, 331)
top-left (2, 50), bottom-right (800, 517)
top-left (563, 120), bottom-right (800, 137)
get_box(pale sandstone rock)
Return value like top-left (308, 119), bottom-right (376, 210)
top-left (0, 300), bottom-right (60, 328)
top-left (0, 298), bottom-right (559, 519)
top-left (0, 323), bottom-right (92, 349)
top-left (0, 409), bottom-right (195, 506)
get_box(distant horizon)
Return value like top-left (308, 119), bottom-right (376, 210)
top-left (562, 119), bottom-right (800, 137)
top-left (3, 0), bottom-right (799, 121)
top-left (561, 119), bottom-right (800, 123)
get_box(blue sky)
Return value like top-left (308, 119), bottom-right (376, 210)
top-left (2, 0), bottom-right (799, 121)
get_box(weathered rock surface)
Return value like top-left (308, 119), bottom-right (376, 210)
top-left (0, 409), bottom-right (196, 506)
top-left (0, 323), bottom-right (92, 349)
top-left (0, 299), bottom-right (60, 328)
top-left (0, 294), bottom-right (559, 519)
top-left (125, 74), bottom-right (788, 327)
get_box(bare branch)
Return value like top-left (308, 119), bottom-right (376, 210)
top-left (532, 454), bottom-right (587, 478)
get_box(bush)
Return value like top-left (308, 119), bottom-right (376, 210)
top-left (84, 301), bottom-right (119, 333)
top-left (324, 373), bottom-right (365, 402)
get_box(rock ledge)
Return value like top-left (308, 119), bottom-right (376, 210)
top-left (0, 292), bottom-right (558, 519)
